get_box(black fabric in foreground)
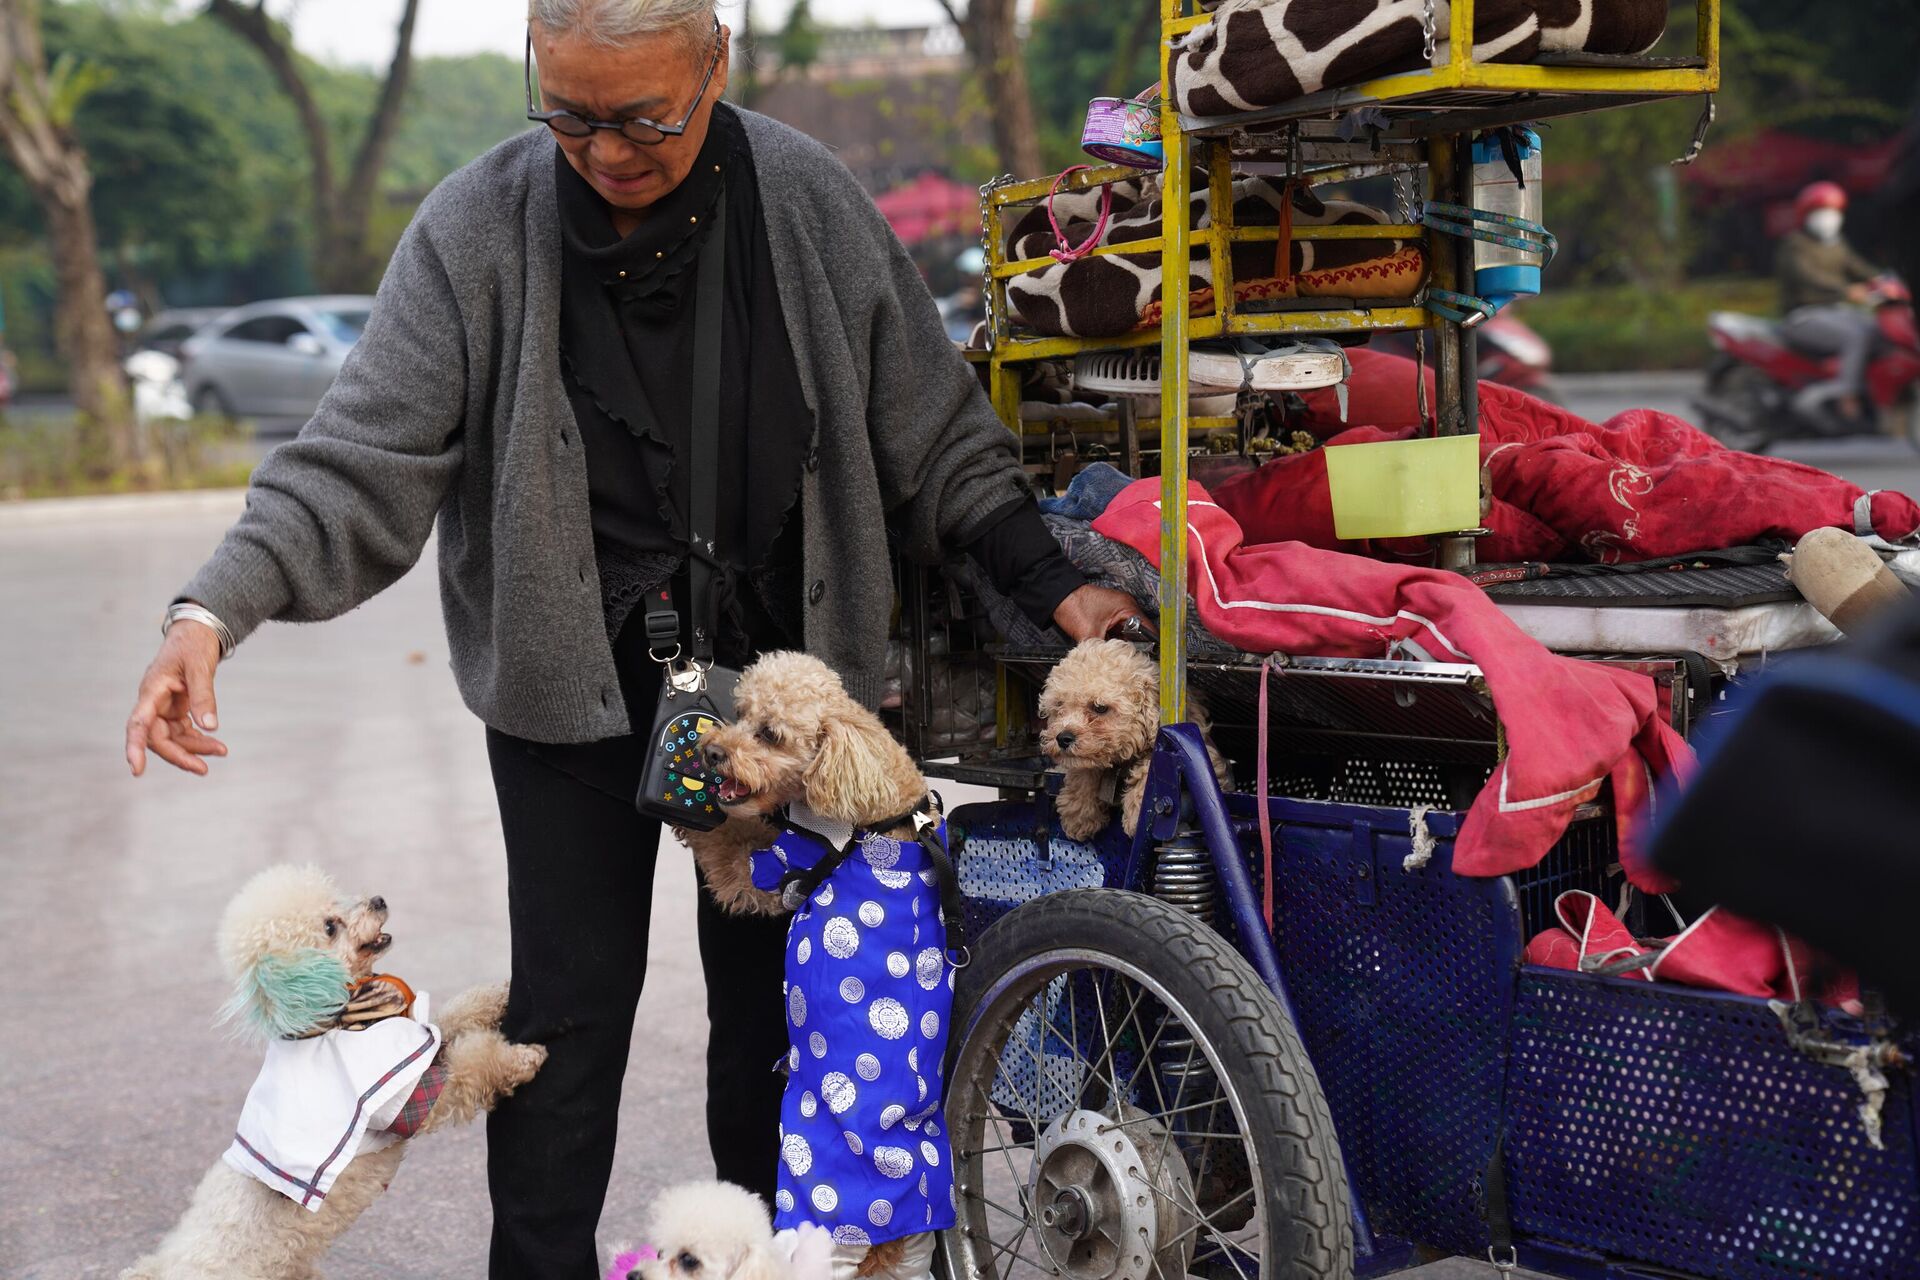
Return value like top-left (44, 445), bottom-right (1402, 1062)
top-left (1649, 601), bottom-right (1920, 1015)
top-left (964, 496), bottom-right (1089, 629)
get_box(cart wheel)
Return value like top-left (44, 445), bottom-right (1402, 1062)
top-left (939, 889), bottom-right (1352, 1280)
top-left (1701, 360), bottom-right (1777, 454)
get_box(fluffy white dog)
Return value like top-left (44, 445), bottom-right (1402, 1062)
top-left (123, 864), bottom-right (545, 1280)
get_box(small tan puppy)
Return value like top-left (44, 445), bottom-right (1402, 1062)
top-left (1039, 639), bottom-right (1233, 841)
top-left (124, 866), bottom-right (544, 1280)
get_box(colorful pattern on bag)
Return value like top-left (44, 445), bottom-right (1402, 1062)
top-left (657, 713), bottom-right (722, 818)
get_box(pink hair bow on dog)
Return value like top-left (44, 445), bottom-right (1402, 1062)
top-left (604, 1246), bottom-right (657, 1280)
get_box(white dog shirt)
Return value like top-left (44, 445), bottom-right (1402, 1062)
top-left (223, 994), bottom-right (442, 1211)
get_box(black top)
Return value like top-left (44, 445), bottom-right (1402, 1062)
top-left (555, 103), bottom-right (1083, 661)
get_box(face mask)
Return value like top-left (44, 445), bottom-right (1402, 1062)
top-left (1805, 208), bottom-right (1844, 243)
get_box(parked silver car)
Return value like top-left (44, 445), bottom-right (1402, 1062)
top-left (180, 296), bottom-right (374, 423)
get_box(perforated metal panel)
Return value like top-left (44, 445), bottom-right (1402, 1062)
top-left (1506, 971), bottom-right (1920, 1280)
top-left (1269, 797), bottom-right (1519, 1255)
top-left (951, 800), bottom-right (1136, 940)
top-left (951, 803), bottom-right (1145, 1132)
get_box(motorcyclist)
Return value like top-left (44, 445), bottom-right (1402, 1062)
top-left (1776, 181), bottom-right (1884, 422)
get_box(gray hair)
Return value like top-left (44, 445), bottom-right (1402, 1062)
top-left (527, 0), bottom-right (716, 52)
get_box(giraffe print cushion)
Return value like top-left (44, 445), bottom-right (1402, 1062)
top-left (1171, 0), bottom-right (1668, 118)
top-left (1004, 176), bottom-right (1423, 339)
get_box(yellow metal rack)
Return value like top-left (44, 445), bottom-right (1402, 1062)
top-left (976, 0), bottom-right (1720, 722)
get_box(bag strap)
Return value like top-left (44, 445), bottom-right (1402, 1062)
top-left (687, 196), bottom-right (727, 665)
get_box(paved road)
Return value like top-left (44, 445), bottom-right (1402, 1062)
top-left (0, 498), bottom-right (716, 1278)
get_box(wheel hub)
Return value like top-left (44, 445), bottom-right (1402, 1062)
top-left (1028, 1107), bottom-right (1196, 1280)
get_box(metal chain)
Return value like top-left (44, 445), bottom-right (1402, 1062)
top-left (977, 173), bottom-right (1014, 349)
top-left (1421, 0), bottom-right (1438, 64)
top-left (1392, 164), bottom-right (1418, 226)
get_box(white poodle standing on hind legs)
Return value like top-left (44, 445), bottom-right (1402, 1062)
top-left (123, 864), bottom-right (545, 1280)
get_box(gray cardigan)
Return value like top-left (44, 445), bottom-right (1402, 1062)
top-left (180, 113), bottom-right (1031, 743)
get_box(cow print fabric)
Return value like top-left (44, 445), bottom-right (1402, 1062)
top-left (1004, 177), bottom-right (1416, 339)
top-left (1172, 0), bottom-right (1669, 117)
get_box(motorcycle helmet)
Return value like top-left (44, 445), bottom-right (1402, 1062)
top-left (1794, 180), bottom-right (1848, 225)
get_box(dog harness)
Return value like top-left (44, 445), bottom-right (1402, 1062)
top-left (750, 810), bottom-right (959, 1249)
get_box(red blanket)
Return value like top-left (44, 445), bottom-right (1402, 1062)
top-left (1091, 480), bottom-right (1694, 879)
top-left (1215, 351), bottom-right (1920, 562)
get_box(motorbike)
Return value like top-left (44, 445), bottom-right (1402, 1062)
top-left (1372, 311), bottom-right (1560, 402)
top-left (1696, 278), bottom-right (1920, 453)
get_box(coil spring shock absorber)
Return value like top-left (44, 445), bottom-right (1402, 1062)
top-left (1151, 830), bottom-right (1215, 924)
top-left (1149, 831), bottom-right (1217, 1104)
top-left (1149, 828), bottom-right (1249, 1222)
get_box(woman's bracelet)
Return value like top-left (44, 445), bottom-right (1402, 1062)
top-left (162, 602), bottom-right (236, 661)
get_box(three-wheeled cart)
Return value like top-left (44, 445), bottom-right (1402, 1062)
top-left (887, 2), bottom-right (1920, 1277)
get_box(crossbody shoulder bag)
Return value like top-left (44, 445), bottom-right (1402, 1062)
top-left (634, 195), bottom-right (740, 831)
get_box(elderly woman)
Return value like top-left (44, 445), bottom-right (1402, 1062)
top-left (124, 0), bottom-right (1141, 1273)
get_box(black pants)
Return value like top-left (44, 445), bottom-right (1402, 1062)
top-left (484, 623), bottom-right (789, 1278)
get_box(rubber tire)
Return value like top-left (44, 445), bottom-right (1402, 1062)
top-left (191, 383), bottom-right (234, 421)
top-left (1701, 359), bottom-right (1777, 454)
top-left (943, 888), bottom-right (1353, 1280)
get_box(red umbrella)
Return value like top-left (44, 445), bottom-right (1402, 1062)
top-left (873, 173), bottom-right (980, 244)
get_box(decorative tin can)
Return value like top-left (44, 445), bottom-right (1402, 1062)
top-left (1081, 87), bottom-right (1164, 169)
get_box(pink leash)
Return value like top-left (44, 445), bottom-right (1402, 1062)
top-left (1257, 657), bottom-right (1275, 931)
top-left (1047, 165), bottom-right (1115, 264)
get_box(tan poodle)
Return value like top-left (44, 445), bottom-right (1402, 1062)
top-left (690, 650), bottom-right (932, 912)
top-left (690, 651), bottom-right (940, 1280)
top-left (1039, 639), bottom-right (1233, 841)
top-left (123, 865), bottom-right (545, 1280)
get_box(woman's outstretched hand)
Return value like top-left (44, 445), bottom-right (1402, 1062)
top-left (1052, 584), bottom-right (1155, 644)
top-left (126, 620), bottom-right (228, 776)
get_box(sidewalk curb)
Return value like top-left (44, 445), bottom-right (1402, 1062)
top-left (1556, 369), bottom-right (1704, 394)
top-left (0, 487), bottom-right (246, 527)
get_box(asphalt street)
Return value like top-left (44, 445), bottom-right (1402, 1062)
top-left (3, 365), bottom-right (1913, 1277)
top-left (0, 497), bottom-right (717, 1278)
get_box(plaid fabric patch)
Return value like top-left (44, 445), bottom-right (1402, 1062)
top-left (383, 1056), bottom-right (447, 1139)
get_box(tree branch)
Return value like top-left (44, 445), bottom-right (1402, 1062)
top-left (930, 0), bottom-right (966, 35)
top-left (339, 0), bottom-right (419, 237)
top-left (205, 0), bottom-right (337, 226)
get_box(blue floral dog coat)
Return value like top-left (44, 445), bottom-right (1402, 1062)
top-left (751, 817), bottom-right (958, 1249)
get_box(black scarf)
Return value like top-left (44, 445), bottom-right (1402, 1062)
top-left (554, 103), bottom-right (808, 656)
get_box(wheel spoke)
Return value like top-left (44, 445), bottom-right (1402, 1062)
top-left (951, 941), bottom-right (1297, 1280)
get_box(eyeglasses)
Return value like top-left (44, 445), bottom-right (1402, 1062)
top-left (526, 19), bottom-right (722, 146)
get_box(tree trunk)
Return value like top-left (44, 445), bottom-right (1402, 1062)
top-left (207, 0), bottom-right (421, 293)
top-left (940, 0), bottom-right (1046, 179)
top-left (0, 0), bottom-right (133, 473)
top-left (735, 1), bottom-right (760, 109)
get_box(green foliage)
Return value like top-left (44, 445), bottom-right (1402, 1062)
top-left (0, 410), bottom-right (255, 499)
top-left (41, 49), bottom-right (115, 126)
top-left (779, 0), bottom-right (823, 77)
top-left (1521, 277), bottom-right (1776, 373)
top-left (1025, 0), bottom-right (1159, 172)
top-left (1, 1), bottom-right (535, 375)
